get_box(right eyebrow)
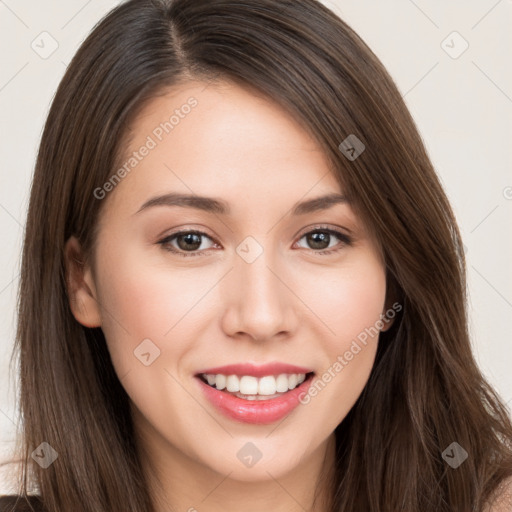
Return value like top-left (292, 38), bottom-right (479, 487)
top-left (134, 192), bottom-right (230, 216)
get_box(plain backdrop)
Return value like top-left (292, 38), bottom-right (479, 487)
top-left (1, 0), bottom-right (511, 494)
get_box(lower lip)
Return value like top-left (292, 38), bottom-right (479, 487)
top-left (195, 374), bottom-right (314, 425)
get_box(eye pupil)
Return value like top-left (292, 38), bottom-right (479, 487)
top-left (177, 233), bottom-right (202, 251)
top-left (308, 231), bottom-right (330, 250)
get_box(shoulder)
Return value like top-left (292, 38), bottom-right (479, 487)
top-left (0, 495), bottom-right (45, 512)
top-left (483, 476), bottom-right (512, 512)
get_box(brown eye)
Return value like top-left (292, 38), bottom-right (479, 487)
top-left (305, 231), bottom-right (331, 250)
top-left (296, 228), bottom-right (351, 253)
top-left (159, 230), bottom-right (217, 257)
top-left (176, 233), bottom-right (202, 251)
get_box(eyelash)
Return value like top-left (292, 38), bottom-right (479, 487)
top-left (157, 225), bottom-right (352, 258)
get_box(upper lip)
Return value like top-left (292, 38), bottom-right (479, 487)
top-left (195, 362), bottom-right (314, 378)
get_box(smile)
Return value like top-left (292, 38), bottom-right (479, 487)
top-left (194, 362), bottom-right (315, 424)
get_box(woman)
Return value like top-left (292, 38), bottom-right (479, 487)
top-left (1, 0), bottom-right (511, 510)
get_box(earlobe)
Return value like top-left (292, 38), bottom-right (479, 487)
top-left (379, 302), bottom-right (397, 332)
top-left (380, 313), bottom-right (395, 332)
top-left (64, 236), bottom-right (102, 328)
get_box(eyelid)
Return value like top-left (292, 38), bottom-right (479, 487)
top-left (294, 223), bottom-right (352, 240)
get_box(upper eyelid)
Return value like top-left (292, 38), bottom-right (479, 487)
top-left (295, 224), bottom-right (350, 239)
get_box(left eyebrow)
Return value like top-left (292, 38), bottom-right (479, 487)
top-left (291, 193), bottom-right (349, 215)
top-left (133, 191), bottom-right (349, 216)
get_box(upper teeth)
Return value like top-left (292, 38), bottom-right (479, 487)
top-left (203, 373), bottom-right (307, 395)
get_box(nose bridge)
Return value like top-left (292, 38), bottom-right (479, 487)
top-left (222, 236), bottom-right (295, 339)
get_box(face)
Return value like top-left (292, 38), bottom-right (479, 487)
top-left (65, 79), bottom-right (392, 486)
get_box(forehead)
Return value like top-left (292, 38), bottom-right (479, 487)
top-left (102, 79), bottom-right (344, 219)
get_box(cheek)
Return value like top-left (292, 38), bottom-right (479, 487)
top-left (93, 249), bottom-right (212, 374)
top-left (93, 253), bottom-right (209, 436)
top-left (303, 256), bottom-right (387, 344)
top-left (296, 256), bottom-right (386, 425)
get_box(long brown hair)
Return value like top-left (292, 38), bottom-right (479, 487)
top-left (4, 0), bottom-right (512, 510)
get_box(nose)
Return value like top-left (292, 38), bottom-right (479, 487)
top-left (220, 246), bottom-right (298, 342)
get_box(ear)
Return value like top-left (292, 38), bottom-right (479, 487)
top-left (64, 236), bottom-right (102, 328)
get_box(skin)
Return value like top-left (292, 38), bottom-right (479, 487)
top-left (65, 79), bottom-right (394, 512)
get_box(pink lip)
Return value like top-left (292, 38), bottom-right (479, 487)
top-left (195, 362), bottom-right (314, 378)
top-left (195, 372), bottom-right (315, 425)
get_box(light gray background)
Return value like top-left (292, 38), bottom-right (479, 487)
top-left (1, 0), bottom-right (511, 494)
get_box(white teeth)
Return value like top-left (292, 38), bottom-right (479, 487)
top-left (275, 374), bottom-right (289, 393)
top-left (226, 374), bottom-right (239, 392)
top-left (203, 372), bottom-right (309, 395)
top-left (258, 376), bottom-right (277, 395)
top-left (240, 376), bottom-right (259, 395)
top-left (215, 374), bottom-right (226, 390)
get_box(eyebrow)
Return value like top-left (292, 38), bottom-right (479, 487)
top-left (134, 192), bottom-right (348, 216)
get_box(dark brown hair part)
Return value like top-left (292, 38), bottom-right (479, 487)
top-left (4, 0), bottom-right (512, 510)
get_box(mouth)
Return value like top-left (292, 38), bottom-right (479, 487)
top-left (194, 367), bottom-right (316, 425)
